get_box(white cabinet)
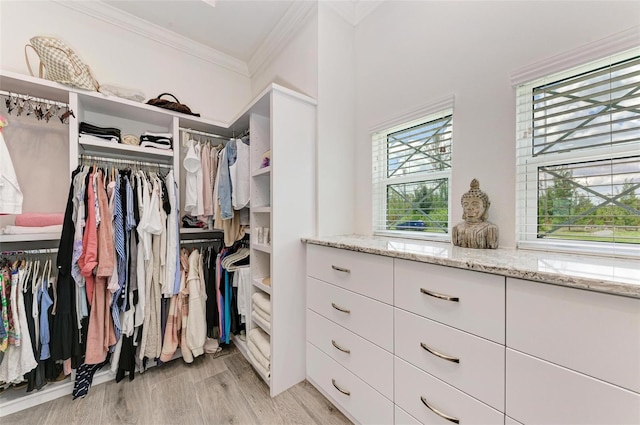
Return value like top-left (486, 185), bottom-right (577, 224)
top-left (306, 247), bottom-right (394, 424)
top-left (306, 244), bottom-right (640, 425)
top-left (506, 279), bottom-right (640, 424)
top-left (506, 349), bottom-right (640, 424)
top-left (231, 85), bottom-right (316, 397)
top-left (395, 259), bottom-right (505, 344)
top-left (507, 278), bottom-right (640, 393)
top-left (395, 357), bottom-right (504, 425)
top-left (394, 308), bottom-right (505, 411)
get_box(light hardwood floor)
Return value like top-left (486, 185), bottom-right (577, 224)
top-left (2, 345), bottom-right (352, 425)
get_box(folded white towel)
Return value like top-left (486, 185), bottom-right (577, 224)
top-left (252, 291), bottom-right (271, 315)
top-left (248, 338), bottom-right (270, 371)
top-left (248, 328), bottom-right (271, 359)
top-left (253, 305), bottom-right (271, 324)
top-left (1, 224), bottom-right (63, 235)
top-left (252, 310), bottom-right (271, 333)
top-left (79, 134), bottom-right (118, 144)
top-left (252, 300), bottom-right (271, 321)
top-left (247, 346), bottom-right (271, 379)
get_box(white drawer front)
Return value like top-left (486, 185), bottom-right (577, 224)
top-left (307, 244), bottom-right (394, 303)
top-left (307, 277), bottom-right (394, 352)
top-left (395, 357), bottom-right (504, 425)
top-left (507, 278), bottom-right (640, 393)
top-left (395, 308), bottom-right (505, 412)
top-left (307, 309), bottom-right (394, 400)
top-left (307, 343), bottom-right (394, 425)
top-left (394, 259), bottom-right (505, 344)
top-left (506, 349), bottom-right (640, 425)
top-left (395, 406), bottom-right (421, 425)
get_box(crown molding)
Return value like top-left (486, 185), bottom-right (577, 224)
top-left (53, 0), bottom-right (250, 77)
top-left (248, 1), bottom-right (317, 77)
top-left (511, 26), bottom-right (640, 86)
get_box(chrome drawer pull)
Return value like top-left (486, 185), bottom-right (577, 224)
top-left (332, 378), bottom-right (351, 396)
top-left (331, 302), bottom-right (351, 314)
top-left (331, 339), bottom-right (351, 354)
top-left (421, 396), bottom-right (459, 424)
top-left (331, 265), bottom-right (351, 273)
top-left (420, 342), bottom-right (460, 364)
top-left (420, 287), bottom-right (459, 302)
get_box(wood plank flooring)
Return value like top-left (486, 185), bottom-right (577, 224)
top-left (2, 345), bottom-right (352, 425)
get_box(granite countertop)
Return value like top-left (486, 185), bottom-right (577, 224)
top-left (302, 235), bottom-right (640, 299)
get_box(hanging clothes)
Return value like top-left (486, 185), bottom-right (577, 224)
top-left (0, 127), bottom-right (24, 214)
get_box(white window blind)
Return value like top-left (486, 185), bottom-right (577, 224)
top-left (516, 47), bottom-right (640, 257)
top-left (373, 109), bottom-right (453, 239)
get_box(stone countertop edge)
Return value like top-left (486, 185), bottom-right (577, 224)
top-left (301, 236), bottom-right (640, 299)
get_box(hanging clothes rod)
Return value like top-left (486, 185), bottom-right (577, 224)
top-left (0, 90), bottom-right (68, 108)
top-left (180, 238), bottom-right (221, 245)
top-left (179, 127), bottom-right (229, 141)
top-left (79, 154), bottom-right (173, 169)
top-left (1, 247), bottom-right (59, 256)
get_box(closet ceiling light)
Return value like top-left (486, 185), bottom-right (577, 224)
top-left (202, 0), bottom-right (216, 7)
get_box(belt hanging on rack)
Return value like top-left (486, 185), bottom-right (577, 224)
top-left (0, 90), bottom-right (74, 123)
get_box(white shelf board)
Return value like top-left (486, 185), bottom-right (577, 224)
top-left (252, 277), bottom-right (272, 295)
top-left (252, 166), bottom-right (271, 177)
top-left (252, 243), bottom-right (272, 254)
top-left (0, 233), bottom-right (61, 243)
top-left (252, 206), bottom-right (271, 213)
top-left (79, 139), bottom-right (174, 160)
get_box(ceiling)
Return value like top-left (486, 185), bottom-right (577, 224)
top-left (103, 0), bottom-right (296, 62)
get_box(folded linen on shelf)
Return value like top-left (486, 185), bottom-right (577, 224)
top-left (247, 346), bottom-right (271, 379)
top-left (79, 122), bottom-right (121, 142)
top-left (1, 224), bottom-right (63, 234)
top-left (248, 338), bottom-right (270, 371)
top-left (251, 310), bottom-right (271, 333)
top-left (140, 140), bottom-right (172, 150)
top-left (248, 328), bottom-right (271, 360)
top-left (252, 291), bottom-right (271, 315)
top-left (253, 306), bottom-right (271, 325)
top-left (14, 212), bottom-right (64, 227)
top-left (79, 134), bottom-right (118, 144)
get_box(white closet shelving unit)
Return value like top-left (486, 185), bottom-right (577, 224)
top-left (0, 70), bottom-right (317, 412)
top-left (226, 84), bottom-right (316, 397)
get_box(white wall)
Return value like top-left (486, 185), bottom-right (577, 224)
top-left (317, 3), bottom-right (355, 236)
top-left (0, 1), bottom-right (250, 123)
top-left (354, 1), bottom-right (640, 248)
top-left (250, 9), bottom-right (319, 99)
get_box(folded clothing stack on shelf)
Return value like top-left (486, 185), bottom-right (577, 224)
top-left (1, 212), bottom-right (64, 234)
top-left (251, 291), bottom-right (271, 332)
top-left (140, 131), bottom-right (172, 150)
top-left (181, 214), bottom-right (208, 229)
top-left (247, 328), bottom-right (270, 378)
top-left (79, 122), bottom-right (121, 144)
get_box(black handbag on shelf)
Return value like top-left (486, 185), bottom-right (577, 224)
top-left (146, 93), bottom-right (200, 117)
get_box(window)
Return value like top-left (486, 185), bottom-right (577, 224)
top-left (516, 48), bottom-right (640, 256)
top-left (373, 109), bottom-right (453, 240)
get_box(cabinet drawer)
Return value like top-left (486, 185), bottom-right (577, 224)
top-left (395, 259), bottom-right (505, 343)
top-left (507, 278), bottom-right (640, 393)
top-left (506, 349), bottom-right (640, 425)
top-left (395, 357), bottom-right (504, 425)
top-left (307, 277), bottom-right (393, 352)
top-left (395, 308), bottom-right (505, 411)
top-left (307, 343), bottom-right (394, 425)
top-left (307, 244), bottom-right (393, 303)
top-left (307, 309), bottom-right (393, 400)
top-left (395, 406), bottom-right (421, 425)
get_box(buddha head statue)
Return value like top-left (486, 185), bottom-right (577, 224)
top-left (461, 178), bottom-right (490, 223)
